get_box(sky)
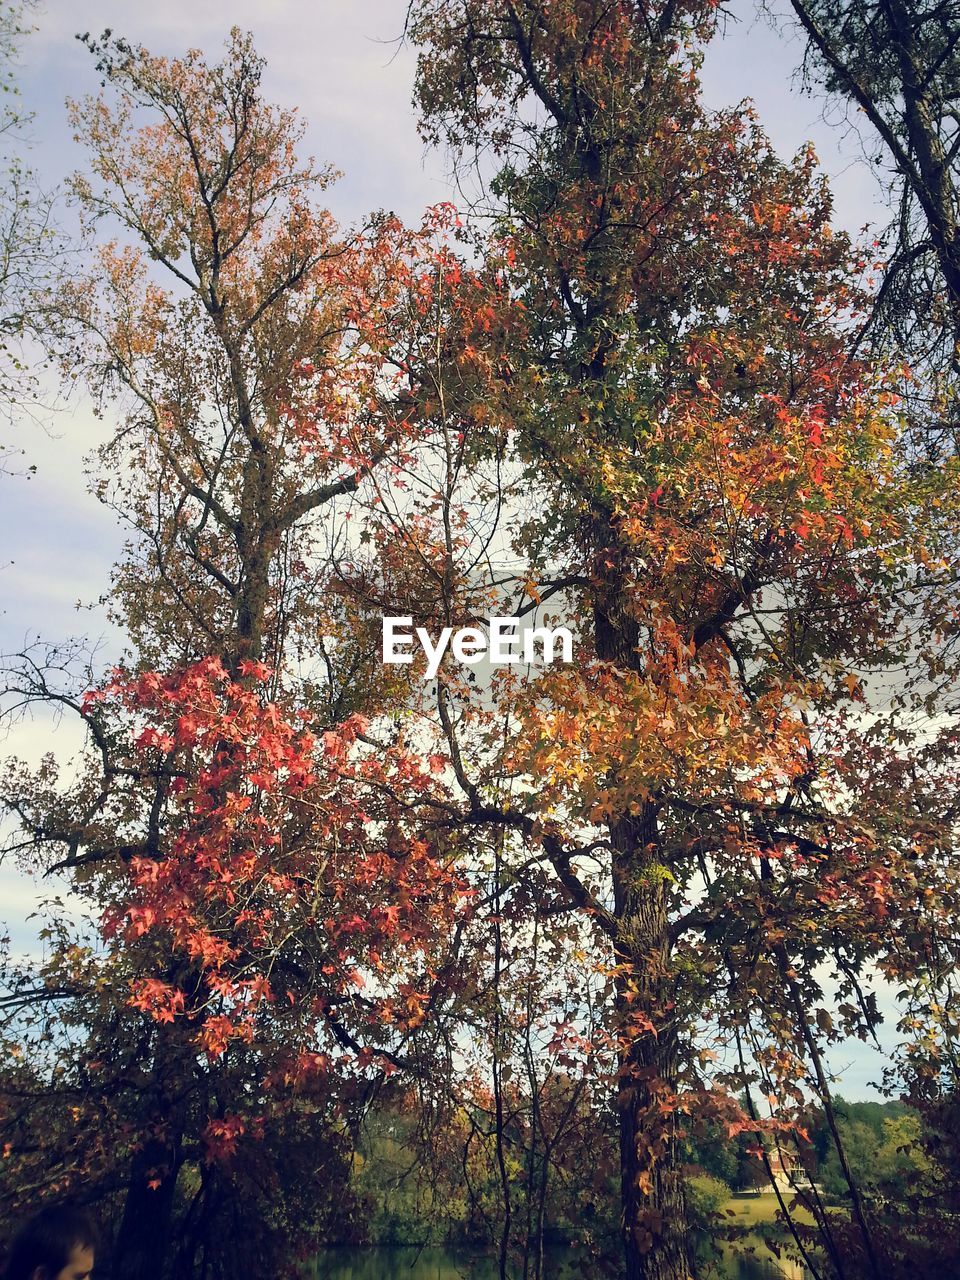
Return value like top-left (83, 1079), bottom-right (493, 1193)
top-left (0, 1), bottom-right (896, 1098)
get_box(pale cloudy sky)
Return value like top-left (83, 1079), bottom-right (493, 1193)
top-left (0, 1), bottom-right (894, 1096)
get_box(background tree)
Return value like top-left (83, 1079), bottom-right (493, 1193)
top-left (0, 0), bottom-right (63, 469)
top-left (756, 0), bottom-right (960, 1268)
top-left (785, 0), bottom-right (960, 428)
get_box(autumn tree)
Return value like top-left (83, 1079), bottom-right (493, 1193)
top-left (0, 29), bottom-right (472, 1280)
top-left (385, 2), bottom-right (960, 1277)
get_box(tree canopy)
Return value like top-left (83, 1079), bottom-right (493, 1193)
top-left (2, 8), bottom-right (960, 1280)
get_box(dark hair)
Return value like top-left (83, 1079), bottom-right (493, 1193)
top-left (3, 1205), bottom-right (97, 1280)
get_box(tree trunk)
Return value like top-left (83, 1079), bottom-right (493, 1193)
top-left (611, 809), bottom-right (694, 1280)
top-left (595, 594), bottom-right (695, 1280)
top-left (112, 1133), bottom-right (180, 1280)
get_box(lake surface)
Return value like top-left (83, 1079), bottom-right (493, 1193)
top-left (308, 1247), bottom-right (809, 1280)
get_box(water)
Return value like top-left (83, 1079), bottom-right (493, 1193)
top-left (308, 1247), bottom-right (808, 1280)
top-left (309, 1252), bottom-right (499, 1280)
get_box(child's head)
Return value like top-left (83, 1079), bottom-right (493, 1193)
top-left (4, 1206), bottom-right (97, 1280)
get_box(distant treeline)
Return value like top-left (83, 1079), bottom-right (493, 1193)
top-left (342, 1095), bottom-right (925, 1252)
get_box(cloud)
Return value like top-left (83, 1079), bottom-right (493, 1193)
top-left (0, 863), bottom-right (93, 958)
top-left (21, 1), bottom-right (443, 227)
top-left (0, 400), bottom-right (123, 655)
top-left (0, 703), bottom-right (88, 766)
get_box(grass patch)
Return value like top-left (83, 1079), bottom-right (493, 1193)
top-left (722, 1193), bottom-right (815, 1228)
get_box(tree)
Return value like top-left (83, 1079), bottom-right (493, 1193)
top-left (396, 2), bottom-right (953, 1277)
top-left (782, 11), bottom-right (960, 1234)
top-left (0, 0), bottom-right (63, 469)
top-left (785, 0), bottom-right (960, 389)
top-left (0, 29), bottom-right (471, 1280)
